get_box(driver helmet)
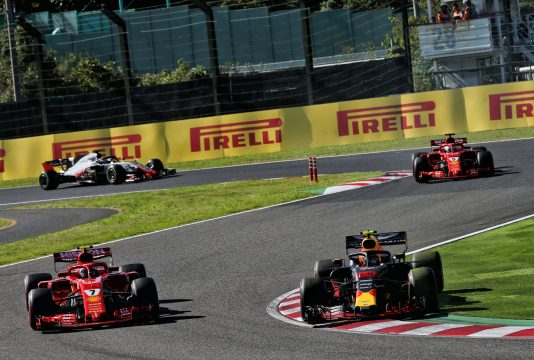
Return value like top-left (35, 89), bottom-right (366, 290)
top-left (356, 234), bottom-right (383, 266)
top-left (79, 268), bottom-right (88, 278)
top-left (443, 145), bottom-right (451, 153)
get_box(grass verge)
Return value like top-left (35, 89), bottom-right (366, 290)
top-left (0, 218), bottom-right (13, 229)
top-left (437, 218), bottom-right (534, 320)
top-left (0, 172), bottom-right (380, 266)
top-left (2, 127), bottom-right (534, 189)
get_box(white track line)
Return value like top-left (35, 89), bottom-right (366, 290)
top-left (406, 213), bottom-right (534, 255)
top-left (0, 188), bottom-right (168, 207)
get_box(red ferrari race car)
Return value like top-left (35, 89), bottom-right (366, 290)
top-left (412, 134), bottom-right (494, 183)
top-left (24, 247), bottom-right (159, 331)
top-left (299, 230), bottom-right (443, 324)
top-left (39, 151), bottom-right (176, 190)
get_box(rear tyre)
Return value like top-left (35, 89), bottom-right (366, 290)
top-left (409, 267), bottom-right (439, 313)
top-left (24, 273), bottom-right (52, 310)
top-left (472, 146), bottom-right (487, 152)
top-left (300, 278), bottom-right (327, 324)
top-left (131, 277), bottom-right (159, 322)
top-left (313, 259), bottom-right (339, 278)
top-left (28, 288), bottom-right (55, 331)
top-left (412, 251), bottom-right (444, 292)
top-left (477, 151), bottom-right (494, 175)
top-left (106, 166), bottom-right (126, 185)
top-left (413, 157), bottom-right (430, 183)
top-left (39, 171), bottom-right (60, 190)
top-left (119, 263), bottom-right (146, 278)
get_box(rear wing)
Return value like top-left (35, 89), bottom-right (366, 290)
top-left (346, 231), bottom-right (407, 256)
top-left (53, 247), bottom-right (112, 272)
top-left (42, 158), bottom-right (72, 171)
top-left (430, 137), bottom-right (467, 150)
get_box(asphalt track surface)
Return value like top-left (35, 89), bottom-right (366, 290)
top-left (0, 208), bottom-right (117, 244)
top-left (0, 139), bottom-right (533, 360)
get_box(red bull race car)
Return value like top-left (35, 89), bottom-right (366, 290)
top-left (299, 230), bottom-right (443, 324)
top-left (412, 134), bottom-right (494, 183)
top-left (24, 247), bottom-right (159, 331)
top-left (39, 151), bottom-right (176, 190)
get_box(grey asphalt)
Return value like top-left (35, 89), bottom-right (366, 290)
top-left (0, 138), bottom-right (533, 360)
top-left (0, 208), bottom-right (118, 244)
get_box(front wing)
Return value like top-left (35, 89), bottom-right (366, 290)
top-left (35, 305), bottom-right (154, 330)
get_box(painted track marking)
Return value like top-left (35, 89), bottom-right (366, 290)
top-left (268, 289), bottom-right (534, 338)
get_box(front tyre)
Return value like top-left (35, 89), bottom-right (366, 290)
top-left (477, 151), bottom-right (494, 175)
top-left (147, 159), bottom-right (165, 177)
top-left (413, 157), bottom-right (430, 183)
top-left (132, 277), bottom-right (159, 322)
top-left (28, 288), bottom-right (55, 331)
top-left (300, 278), bottom-right (327, 324)
top-left (409, 267), bottom-right (439, 314)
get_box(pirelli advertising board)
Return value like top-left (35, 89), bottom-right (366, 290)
top-left (0, 80), bottom-right (532, 181)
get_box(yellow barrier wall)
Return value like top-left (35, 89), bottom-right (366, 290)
top-left (1, 80), bottom-right (532, 181)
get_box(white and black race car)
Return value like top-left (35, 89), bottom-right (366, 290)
top-left (39, 152), bottom-right (176, 190)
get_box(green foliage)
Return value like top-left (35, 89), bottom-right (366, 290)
top-left (520, 1), bottom-right (534, 13)
top-left (320, 0), bottom-right (383, 11)
top-left (382, 15), bottom-right (433, 92)
top-left (53, 52), bottom-right (123, 92)
top-left (137, 60), bottom-right (208, 86)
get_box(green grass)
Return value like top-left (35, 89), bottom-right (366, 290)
top-left (436, 218), bottom-right (534, 320)
top-left (2, 127), bottom-right (534, 189)
top-left (0, 172), bottom-right (380, 265)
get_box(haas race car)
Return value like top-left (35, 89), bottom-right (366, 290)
top-left (299, 230), bottom-right (443, 324)
top-left (412, 134), bottom-right (494, 183)
top-left (39, 151), bottom-right (176, 190)
top-left (24, 247), bottom-right (159, 331)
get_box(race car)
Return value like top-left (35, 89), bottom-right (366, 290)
top-left (412, 134), bottom-right (494, 183)
top-left (24, 247), bottom-right (159, 331)
top-left (39, 151), bottom-right (176, 190)
top-left (299, 230), bottom-right (443, 324)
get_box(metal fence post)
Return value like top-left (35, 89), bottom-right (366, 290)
top-left (17, 17), bottom-right (48, 134)
top-left (102, 8), bottom-right (134, 125)
top-left (401, 0), bottom-right (415, 93)
top-left (194, 1), bottom-right (221, 115)
top-left (300, 0), bottom-right (314, 105)
top-left (5, 0), bottom-right (21, 102)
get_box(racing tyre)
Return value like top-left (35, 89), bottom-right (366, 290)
top-left (411, 152), bottom-right (426, 170)
top-left (313, 259), bottom-right (339, 278)
top-left (147, 159), bottom-right (165, 175)
top-left (28, 288), bottom-right (55, 331)
top-left (300, 278), bottom-right (328, 324)
top-left (472, 146), bottom-right (487, 152)
top-left (24, 273), bottom-right (52, 310)
top-left (120, 263), bottom-right (147, 278)
top-left (413, 157), bottom-right (430, 183)
top-left (412, 251), bottom-right (444, 292)
top-left (477, 151), bottom-right (494, 175)
top-left (106, 165), bottom-right (126, 185)
top-left (409, 267), bottom-right (440, 314)
top-left (132, 277), bottom-right (159, 322)
top-left (39, 171), bottom-right (60, 190)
